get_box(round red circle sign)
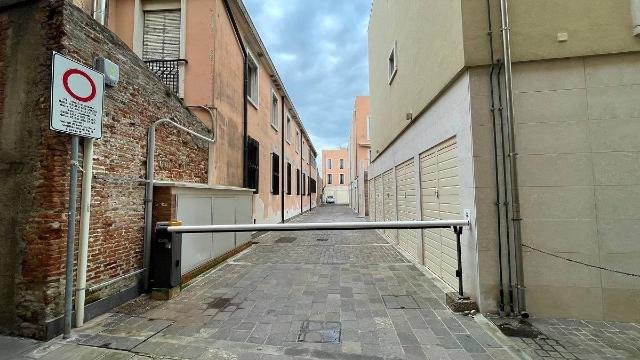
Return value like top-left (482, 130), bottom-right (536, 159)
top-left (62, 68), bottom-right (97, 102)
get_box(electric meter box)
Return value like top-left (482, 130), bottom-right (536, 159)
top-left (94, 57), bottom-right (119, 87)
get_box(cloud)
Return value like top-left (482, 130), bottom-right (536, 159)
top-left (243, 0), bottom-right (370, 166)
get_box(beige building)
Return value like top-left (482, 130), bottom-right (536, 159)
top-left (348, 96), bottom-right (371, 217)
top-left (368, 0), bottom-right (640, 321)
top-left (322, 148), bottom-right (349, 204)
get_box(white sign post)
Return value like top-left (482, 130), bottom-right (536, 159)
top-left (50, 52), bottom-right (104, 338)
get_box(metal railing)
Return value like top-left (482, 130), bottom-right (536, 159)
top-left (156, 220), bottom-right (471, 298)
top-left (144, 59), bottom-right (187, 94)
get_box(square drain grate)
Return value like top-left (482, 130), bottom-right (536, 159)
top-left (275, 236), bottom-right (296, 243)
top-left (382, 295), bottom-right (421, 309)
top-left (297, 321), bottom-right (341, 344)
top-left (316, 238), bottom-right (329, 242)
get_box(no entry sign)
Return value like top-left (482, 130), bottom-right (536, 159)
top-left (50, 52), bottom-right (104, 139)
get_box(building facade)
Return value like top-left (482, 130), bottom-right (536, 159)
top-left (104, 0), bottom-right (318, 223)
top-left (348, 96), bottom-right (371, 216)
top-left (321, 148), bottom-right (349, 204)
top-left (368, 0), bottom-right (640, 322)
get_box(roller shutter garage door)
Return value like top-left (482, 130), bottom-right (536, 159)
top-left (375, 175), bottom-right (384, 223)
top-left (382, 170), bottom-right (397, 243)
top-left (396, 159), bottom-right (418, 260)
top-left (368, 179), bottom-right (375, 219)
top-left (419, 137), bottom-right (461, 290)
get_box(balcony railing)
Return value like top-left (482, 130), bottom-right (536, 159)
top-left (144, 59), bottom-right (187, 95)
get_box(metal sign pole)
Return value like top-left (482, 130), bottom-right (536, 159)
top-left (63, 135), bottom-right (80, 338)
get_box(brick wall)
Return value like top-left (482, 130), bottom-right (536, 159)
top-left (0, 0), bottom-right (210, 339)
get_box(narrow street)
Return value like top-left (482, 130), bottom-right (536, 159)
top-left (4, 205), bottom-right (640, 359)
top-left (5, 205), bottom-right (514, 360)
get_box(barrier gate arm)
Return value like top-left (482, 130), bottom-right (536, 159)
top-left (155, 220), bottom-right (471, 298)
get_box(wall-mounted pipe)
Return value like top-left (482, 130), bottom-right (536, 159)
top-left (486, 0), bottom-right (505, 315)
top-left (632, 0), bottom-right (640, 36)
top-left (142, 118), bottom-right (215, 290)
top-left (187, 105), bottom-right (218, 184)
top-left (281, 95), bottom-right (286, 222)
top-left (498, 0), bottom-right (527, 317)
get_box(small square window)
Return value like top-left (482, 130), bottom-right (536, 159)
top-left (271, 91), bottom-right (279, 130)
top-left (388, 41), bottom-right (397, 84)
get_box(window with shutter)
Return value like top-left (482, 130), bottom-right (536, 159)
top-left (296, 169), bottom-right (300, 195)
top-left (143, 10), bottom-right (181, 61)
top-left (247, 137), bottom-right (259, 193)
top-left (271, 153), bottom-right (280, 194)
top-left (287, 163), bottom-right (292, 195)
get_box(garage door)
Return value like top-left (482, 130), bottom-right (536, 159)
top-left (382, 170), bottom-right (397, 243)
top-left (396, 159), bottom-right (418, 260)
top-left (419, 137), bottom-right (461, 290)
top-left (375, 175), bottom-right (383, 222)
top-left (368, 178), bottom-right (375, 219)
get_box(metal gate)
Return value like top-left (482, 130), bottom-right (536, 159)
top-left (395, 159), bottom-right (419, 260)
top-left (419, 137), bottom-right (461, 290)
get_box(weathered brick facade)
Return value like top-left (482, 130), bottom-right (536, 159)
top-left (0, 0), bottom-right (210, 339)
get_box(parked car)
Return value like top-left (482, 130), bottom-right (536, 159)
top-left (326, 195), bottom-right (335, 204)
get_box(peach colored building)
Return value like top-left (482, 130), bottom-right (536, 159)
top-left (321, 148), bottom-right (349, 204)
top-left (347, 96), bottom-right (371, 215)
top-left (101, 0), bottom-right (318, 223)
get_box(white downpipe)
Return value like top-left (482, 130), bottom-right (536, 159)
top-left (75, 139), bottom-right (94, 327)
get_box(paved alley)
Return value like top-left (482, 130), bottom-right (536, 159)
top-left (5, 205), bottom-right (640, 360)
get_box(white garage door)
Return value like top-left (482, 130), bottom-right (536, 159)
top-left (375, 176), bottom-right (383, 222)
top-left (419, 137), bottom-right (461, 290)
top-left (396, 159), bottom-right (419, 260)
top-left (383, 170), bottom-right (397, 243)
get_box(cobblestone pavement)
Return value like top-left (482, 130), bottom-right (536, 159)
top-left (6, 205), bottom-right (639, 360)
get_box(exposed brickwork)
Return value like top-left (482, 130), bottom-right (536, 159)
top-left (0, 0), bottom-right (209, 339)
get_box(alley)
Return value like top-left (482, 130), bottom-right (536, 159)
top-left (6, 205), bottom-right (516, 360)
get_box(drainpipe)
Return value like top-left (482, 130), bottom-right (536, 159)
top-left (281, 96), bottom-right (285, 222)
top-left (187, 105), bottom-right (218, 184)
top-left (498, 0), bottom-right (527, 317)
top-left (222, 0), bottom-right (248, 188)
top-left (142, 119), bottom-right (215, 290)
top-left (486, 0), bottom-right (506, 316)
top-left (76, 3), bottom-right (106, 327)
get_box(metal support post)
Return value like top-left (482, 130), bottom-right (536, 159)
top-left (63, 135), bottom-right (80, 338)
top-left (454, 226), bottom-right (468, 299)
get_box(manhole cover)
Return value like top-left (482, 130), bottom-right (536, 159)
top-left (297, 321), bottom-right (341, 344)
top-left (382, 295), bottom-right (420, 309)
top-left (275, 236), bottom-right (296, 243)
top-left (316, 238), bottom-right (329, 242)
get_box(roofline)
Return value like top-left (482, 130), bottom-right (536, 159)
top-left (231, 0), bottom-right (318, 158)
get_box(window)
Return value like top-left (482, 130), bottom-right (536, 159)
top-left (339, 159), bottom-right (344, 169)
top-left (327, 174), bottom-right (333, 185)
top-left (271, 153), bottom-right (280, 194)
top-left (286, 114), bottom-right (292, 143)
top-left (270, 91), bottom-right (278, 130)
top-left (310, 178), bottom-right (317, 193)
top-left (143, 10), bottom-right (181, 61)
top-left (247, 50), bottom-right (259, 107)
top-left (296, 169), bottom-right (300, 195)
top-left (295, 130), bottom-right (300, 152)
top-left (339, 174), bottom-right (344, 184)
top-left (247, 137), bottom-right (259, 193)
top-left (302, 174), bottom-right (306, 195)
top-left (308, 176), bottom-right (311, 194)
top-left (286, 163), bottom-right (292, 195)
top-left (327, 159), bottom-right (332, 169)
top-left (388, 41), bottom-right (397, 84)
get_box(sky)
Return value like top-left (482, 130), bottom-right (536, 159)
top-left (243, 0), bottom-right (371, 161)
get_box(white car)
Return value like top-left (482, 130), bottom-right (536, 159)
top-left (325, 195), bottom-right (335, 204)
